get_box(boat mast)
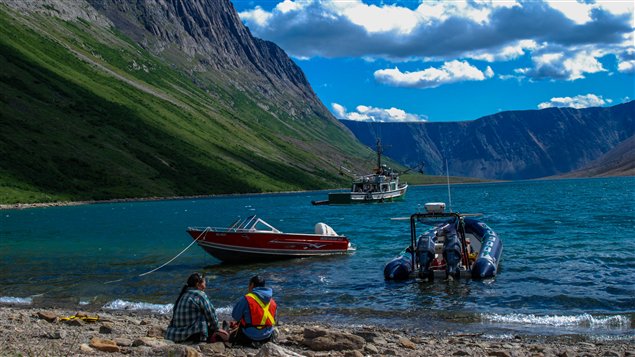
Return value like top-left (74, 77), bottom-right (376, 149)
top-left (376, 138), bottom-right (382, 174)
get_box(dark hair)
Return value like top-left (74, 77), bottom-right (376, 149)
top-left (249, 275), bottom-right (265, 288)
top-left (171, 273), bottom-right (204, 321)
top-left (186, 272), bottom-right (204, 289)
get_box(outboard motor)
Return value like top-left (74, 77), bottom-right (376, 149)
top-left (315, 222), bottom-right (337, 236)
top-left (383, 255), bottom-right (413, 280)
top-left (416, 234), bottom-right (435, 281)
top-left (442, 227), bottom-right (462, 280)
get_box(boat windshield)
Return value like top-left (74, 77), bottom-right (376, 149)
top-left (233, 215), bottom-right (281, 233)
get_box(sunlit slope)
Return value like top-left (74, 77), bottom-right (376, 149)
top-left (0, 8), bottom-right (370, 204)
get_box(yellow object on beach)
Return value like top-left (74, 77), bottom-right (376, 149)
top-left (59, 314), bottom-right (99, 322)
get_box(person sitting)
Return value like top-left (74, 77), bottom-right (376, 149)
top-left (166, 272), bottom-right (223, 343)
top-left (230, 275), bottom-right (277, 346)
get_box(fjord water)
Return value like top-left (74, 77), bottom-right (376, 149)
top-left (1, 177), bottom-right (634, 338)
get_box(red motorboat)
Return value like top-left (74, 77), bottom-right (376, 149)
top-left (187, 215), bottom-right (354, 263)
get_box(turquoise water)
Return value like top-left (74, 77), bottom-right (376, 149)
top-left (1, 177), bottom-right (634, 338)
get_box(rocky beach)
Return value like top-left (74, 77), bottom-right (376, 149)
top-left (0, 305), bottom-right (633, 357)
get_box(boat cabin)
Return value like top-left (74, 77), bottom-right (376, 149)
top-left (352, 174), bottom-right (399, 193)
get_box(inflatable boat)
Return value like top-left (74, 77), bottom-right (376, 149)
top-left (384, 203), bottom-right (502, 281)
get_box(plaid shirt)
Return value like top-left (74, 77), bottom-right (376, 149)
top-left (165, 288), bottom-right (219, 342)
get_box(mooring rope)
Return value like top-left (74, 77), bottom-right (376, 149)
top-left (104, 226), bottom-right (211, 284)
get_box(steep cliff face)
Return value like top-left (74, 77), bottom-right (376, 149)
top-left (86, 0), bottom-right (324, 115)
top-left (343, 101), bottom-right (634, 180)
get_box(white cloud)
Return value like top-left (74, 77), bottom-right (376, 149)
top-left (276, 0), bottom-right (302, 14)
top-left (545, 0), bottom-right (594, 25)
top-left (239, 6), bottom-right (272, 27)
top-left (468, 40), bottom-right (538, 62)
top-left (327, 1), bottom-right (420, 34)
top-left (546, 0), bottom-right (633, 25)
top-left (517, 50), bottom-right (607, 81)
top-left (237, 0), bottom-right (633, 70)
top-left (618, 60), bottom-right (635, 73)
top-left (331, 103), bottom-right (427, 122)
top-left (617, 48), bottom-right (635, 73)
top-left (374, 61), bottom-right (494, 89)
top-left (332, 103), bottom-right (347, 118)
top-left (537, 94), bottom-right (609, 109)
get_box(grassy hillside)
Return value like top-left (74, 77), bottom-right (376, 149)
top-left (0, 7), bottom-right (373, 204)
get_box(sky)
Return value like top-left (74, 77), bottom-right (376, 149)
top-left (231, 0), bottom-right (634, 122)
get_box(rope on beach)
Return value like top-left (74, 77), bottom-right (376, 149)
top-left (104, 227), bottom-right (211, 284)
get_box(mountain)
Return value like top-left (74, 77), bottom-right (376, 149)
top-left (342, 101), bottom-right (634, 180)
top-left (559, 134), bottom-right (635, 178)
top-left (0, 0), bottom-right (373, 204)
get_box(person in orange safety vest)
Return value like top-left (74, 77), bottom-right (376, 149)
top-left (230, 275), bottom-right (277, 346)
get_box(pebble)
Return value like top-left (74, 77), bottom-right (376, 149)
top-left (99, 323), bottom-right (114, 334)
top-left (37, 311), bottom-right (58, 323)
top-left (145, 325), bottom-right (165, 338)
top-left (89, 337), bottom-right (120, 353)
top-left (200, 342), bottom-right (226, 354)
top-left (46, 330), bottom-right (66, 339)
top-left (79, 343), bottom-right (94, 353)
top-left (114, 337), bottom-right (134, 347)
top-left (398, 336), bottom-right (417, 350)
top-left (343, 350), bottom-right (364, 357)
top-left (364, 343), bottom-right (379, 354)
top-left (488, 350), bottom-right (511, 357)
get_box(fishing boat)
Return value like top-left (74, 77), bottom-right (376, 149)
top-left (312, 139), bottom-right (408, 205)
top-left (187, 215), bottom-right (354, 263)
top-left (384, 202), bottom-right (503, 281)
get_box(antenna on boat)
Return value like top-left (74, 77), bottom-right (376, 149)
top-left (446, 158), bottom-right (453, 212)
top-left (375, 138), bottom-right (383, 174)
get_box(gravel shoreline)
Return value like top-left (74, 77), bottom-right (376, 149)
top-left (0, 305), bottom-right (633, 356)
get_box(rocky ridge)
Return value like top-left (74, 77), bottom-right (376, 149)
top-left (3, 0), bottom-right (327, 119)
top-left (343, 101), bottom-right (635, 180)
top-left (85, 0), bottom-right (326, 118)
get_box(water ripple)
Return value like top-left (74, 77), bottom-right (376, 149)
top-left (1, 177), bottom-right (634, 337)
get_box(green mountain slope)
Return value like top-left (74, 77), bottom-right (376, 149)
top-left (0, 5), bottom-right (373, 204)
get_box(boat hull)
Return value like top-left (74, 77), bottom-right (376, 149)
top-left (187, 229), bottom-right (352, 263)
top-left (328, 185), bottom-right (408, 204)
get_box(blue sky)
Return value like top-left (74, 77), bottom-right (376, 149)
top-left (232, 0), bottom-right (634, 122)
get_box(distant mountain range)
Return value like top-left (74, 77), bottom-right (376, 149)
top-left (342, 101), bottom-right (634, 180)
top-left (0, 0), bottom-right (374, 204)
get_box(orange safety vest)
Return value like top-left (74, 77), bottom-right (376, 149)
top-left (240, 293), bottom-right (277, 329)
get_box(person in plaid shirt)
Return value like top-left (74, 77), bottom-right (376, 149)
top-left (166, 272), bottom-right (220, 343)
